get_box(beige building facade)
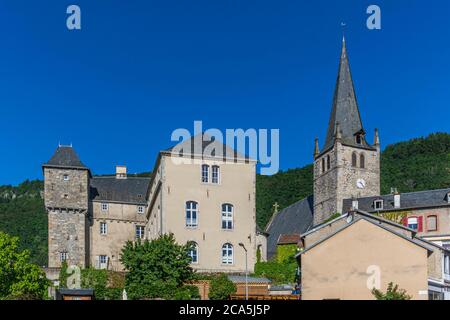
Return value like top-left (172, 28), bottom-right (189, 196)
top-left (298, 210), bottom-right (449, 300)
top-left (43, 136), bottom-right (262, 273)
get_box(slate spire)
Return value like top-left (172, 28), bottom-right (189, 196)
top-left (323, 38), bottom-right (370, 151)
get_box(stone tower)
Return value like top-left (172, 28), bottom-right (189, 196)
top-left (43, 145), bottom-right (90, 268)
top-left (313, 38), bottom-right (380, 225)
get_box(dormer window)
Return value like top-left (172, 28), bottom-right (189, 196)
top-left (355, 134), bottom-right (362, 145)
top-left (374, 200), bottom-right (383, 210)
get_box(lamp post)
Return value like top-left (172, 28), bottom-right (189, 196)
top-left (238, 242), bottom-right (248, 300)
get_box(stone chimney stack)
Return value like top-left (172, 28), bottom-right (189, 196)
top-left (116, 165), bottom-right (127, 179)
top-left (393, 189), bottom-right (401, 209)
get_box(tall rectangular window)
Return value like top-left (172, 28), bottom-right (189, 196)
top-left (221, 204), bottom-right (233, 230)
top-left (135, 226), bottom-right (145, 239)
top-left (99, 255), bottom-right (108, 269)
top-left (60, 252), bottom-right (68, 262)
top-left (427, 215), bottom-right (437, 231)
top-left (201, 164), bottom-right (209, 183)
top-left (212, 166), bottom-right (220, 184)
top-left (100, 222), bottom-right (107, 235)
top-left (186, 201), bottom-right (198, 228)
top-left (101, 203), bottom-right (108, 212)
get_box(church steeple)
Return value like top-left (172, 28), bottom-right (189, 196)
top-left (312, 38), bottom-right (381, 226)
top-left (323, 38), bottom-right (372, 152)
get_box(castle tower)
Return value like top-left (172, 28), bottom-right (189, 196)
top-left (43, 145), bottom-right (90, 268)
top-left (313, 38), bottom-right (380, 225)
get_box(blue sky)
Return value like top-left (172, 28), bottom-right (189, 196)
top-left (0, 0), bottom-right (449, 185)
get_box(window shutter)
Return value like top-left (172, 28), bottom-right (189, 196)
top-left (401, 216), bottom-right (408, 226)
top-left (418, 216), bottom-right (423, 232)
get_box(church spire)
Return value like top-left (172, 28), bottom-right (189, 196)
top-left (323, 38), bottom-right (371, 151)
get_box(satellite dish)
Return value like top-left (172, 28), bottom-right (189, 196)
top-left (346, 214), bottom-right (354, 224)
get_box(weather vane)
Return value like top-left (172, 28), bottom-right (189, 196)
top-left (340, 22), bottom-right (347, 40)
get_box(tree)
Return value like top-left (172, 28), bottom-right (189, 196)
top-left (208, 274), bottom-right (236, 300)
top-left (0, 232), bottom-right (49, 299)
top-left (120, 233), bottom-right (195, 299)
top-left (371, 282), bottom-right (412, 300)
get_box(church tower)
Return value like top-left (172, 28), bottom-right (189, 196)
top-left (313, 38), bottom-right (380, 225)
top-left (43, 145), bottom-right (90, 268)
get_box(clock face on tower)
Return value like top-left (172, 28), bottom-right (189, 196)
top-left (356, 179), bottom-right (366, 189)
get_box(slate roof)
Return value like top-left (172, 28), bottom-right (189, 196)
top-left (164, 133), bottom-right (250, 161)
top-left (90, 176), bottom-right (150, 205)
top-left (43, 146), bottom-right (88, 170)
top-left (342, 188), bottom-right (450, 213)
top-left (321, 38), bottom-right (375, 154)
top-left (265, 195), bottom-right (314, 259)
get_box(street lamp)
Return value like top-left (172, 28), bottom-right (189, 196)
top-left (238, 242), bottom-right (248, 300)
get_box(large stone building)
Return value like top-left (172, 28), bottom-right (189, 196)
top-left (43, 135), bottom-right (264, 273)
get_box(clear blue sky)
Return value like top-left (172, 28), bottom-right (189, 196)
top-left (1, 0), bottom-right (449, 185)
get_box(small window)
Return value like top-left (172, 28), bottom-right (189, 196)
top-left (212, 165), bottom-right (220, 184)
top-left (63, 174), bottom-right (69, 181)
top-left (360, 153), bottom-right (365, 169)
top-left (188, 242), bottom-right (198, 264)
top-left (201, 164), bottom-right (209, 183)
top-left (222, 243), bottom-right (233, 265)
top-left (137, 206), bottom-right (145, 214)
top-left (60, 252), bottom-right (68, 262)
top-left (135, 226), bottom-right (145, 239)
top-left (356, 134), bottom-right (362, 144)
top-left (352, 152), bottom-right (357, 167)
top-left (63, 194), bottom-right (69, 199)
top-left (101, 203), bottom-right (108, 212)
top-left (99, 255), bottom-right (108, 269)
top-left (186, 201), bottom-right (198, 228)
top-left (445, 255), bottom-right (450, 275)
top-left (427, 215), bottom-right (437, 231)
top-left (221, 204), bottom-right (234, 230)
top-left (321, 158), bottom-right (326, 173)
top-left (408, 217), bottom-right (418, 230)
top-left (100, 222), bottom-right (107, 235)
top-left (326, 155), bottom-right (331, 170)
top-left (374, 200), bottom-right (383, 210)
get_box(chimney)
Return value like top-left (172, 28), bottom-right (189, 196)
top-left (351, 196), bottom-right (359, 210)
top-left (116, 165), bottom-right (127, 179)
top-left (393, 189), bottom-right (401, 209)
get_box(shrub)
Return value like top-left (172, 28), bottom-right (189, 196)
top-left (208, 274), bottom-right (236, 300)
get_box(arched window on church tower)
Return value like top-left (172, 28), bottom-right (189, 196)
top-left (352, 152), bottom-right (357, 167)
top-left (321, 158), bottom-right (326, 173)
top-left (326, 155), bottom-right (331, 170)
top-left (360, 153), bottom-right (365, 169)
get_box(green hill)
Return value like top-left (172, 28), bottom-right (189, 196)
top-left (0, 133), bottom-right (449, 266)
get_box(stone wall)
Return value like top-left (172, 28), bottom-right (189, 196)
top-left (48, 209), bottom-right (87, 268)
top-left (313, 141), bottom-right (380, 225)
